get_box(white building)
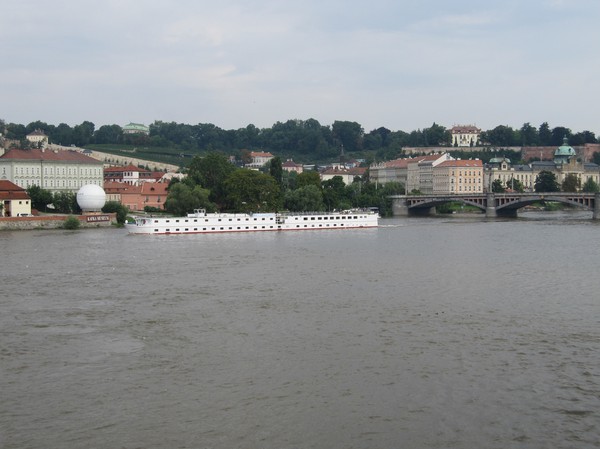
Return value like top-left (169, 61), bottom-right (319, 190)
top-left (451, 125), bottom-right (481, 147)
top-left (0, 148), bottom-right (104, 193)
top-left (26, 129), bottom-right (49, 148)
top-left (247, 151), bottom-right (274, 168)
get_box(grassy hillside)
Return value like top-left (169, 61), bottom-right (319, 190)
top-left (86, 144), bottom-right (191, 167)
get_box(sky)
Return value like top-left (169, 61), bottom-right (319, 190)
top-left (2, 0), bottom-right (599, 135)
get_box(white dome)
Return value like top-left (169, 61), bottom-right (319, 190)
top-left (77, 184), bottom-right (106, 211)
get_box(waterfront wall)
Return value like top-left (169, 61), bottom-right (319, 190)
top-left (0, 214), bottom-right (117, 230)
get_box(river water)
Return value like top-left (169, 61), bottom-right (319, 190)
top-left (1, 211), bottom-right (599, 449)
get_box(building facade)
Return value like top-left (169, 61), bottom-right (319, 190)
top-left (122, 123), bottom-right (150, 135)
top-left (26, 129), bottom-right (49, 148)
top-left (247, 151), bottom-right (274, 168)
top-left (104, 164), bottom-right (162, 185)
top-left (0, 148), bottom-right (104, 193)
top-left (0, 180), bottom-right (32, 217)
top-left (451, 125), bottom-right (481, 147)
top-left (433, 159), bottom-right (484, 194)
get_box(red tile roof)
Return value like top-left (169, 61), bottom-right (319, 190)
top-left (0, 180), bottom-right (30, 200)
top-left (0, 148), bottom-right (101, 163)
top-left (438, 159), bottom-right (483, 167)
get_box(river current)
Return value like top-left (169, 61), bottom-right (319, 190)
top-left (1, 211), bottom-right (599, 449)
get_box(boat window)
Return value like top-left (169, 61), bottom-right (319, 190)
top-left (154, 229), bottom-right (159, 232)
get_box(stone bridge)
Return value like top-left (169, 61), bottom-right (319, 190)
top-left (390, 192), bottom-right (600, 219)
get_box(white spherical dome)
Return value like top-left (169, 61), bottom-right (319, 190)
top-left (77, 184), bottom-right (106, 211)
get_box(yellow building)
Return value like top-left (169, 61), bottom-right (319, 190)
top-left (433, 159), bottom-right (484, 194)
top-left (0, 180), bottom-right (32, 217)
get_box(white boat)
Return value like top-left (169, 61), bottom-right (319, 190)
top-left (126, 209), bottom-right (378, 235)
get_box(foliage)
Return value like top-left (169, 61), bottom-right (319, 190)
top-left (506, 177), bottom-right (525, 193)
top-left (53, 191), bottom-right (80, 214)
top-left (582, 177), bottom-right (600, 193)
top-left (534, 170), bottom-right (560, 192)
top-left (492, 179), bottom-right (505, 193)
top-left (268, 156), bottom-right (283, 185)
top-left (62, 215), bottom-right (81, 230)
top-left (322, 176), bottom-right (350, 211)
top-left (295, 171), bottom-right (322, 190)
top-left (5, 119), bottom-right (598, 168)
top-left (26, 185), bottom-right (54, 212)
top-left (186, 152), bottom-right (236, 207)
top-left (143, 206), bottom-right (163, 213)
top-left (561, 174), bottom-right (580, 192)
top-left (224, 169), bottom-right (282, 212)
top-left (102, 201), bottom-right (129, 225)
top-left (284, 185), bottom-right (325, 212)
top-left (164, 183), bottom-right (216, 216)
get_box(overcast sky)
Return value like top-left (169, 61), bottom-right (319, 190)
top-left (2, 0), bottom-right (599, 134)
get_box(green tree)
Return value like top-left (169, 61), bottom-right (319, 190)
top-left (492, 179), bottom-right (505, 193)
top-left (186, 152), bottom-right (235, 207)
top-left (519, 122), bottom-right (538, 145)
top-left (534, 170), bottom-right (560, 192)
top-left (582, 177), bottom-right (600, 193)
top-left (506, 177), bottom-right (524, 193)
top-left (284, 185), bottom-right (324, 211)
top-left (561, 173), bottom-right (580, 192)
top-left (94, 124), bottom-right (122, 144)
top-left (164, 183), bottom-right (216, 216)
top-left (322, 176), bottom-right (350, 210)
top-left (102, 201), bottom-right (129, 225)
top-left (423, 122), bottom-right (449, 146)
top-left (53, 191), bottom-right (79, 214)
top-left (26, 185), bottom-right (54, 212)
top-left (268, 156), bottom-right (283, 185)
top-left (295, 171), bottom-right (322, 190)
top-left (486, 125), bottom-right (518, 146)
top-left (539, 122), bottom-right (552, 146)
top-left (332, 120), bottom-right (364, 153)
top-left (224, 170), bottom-right (281, 212)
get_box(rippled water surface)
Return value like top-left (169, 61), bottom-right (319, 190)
top-left (2, 212), bottom-right (600, 448)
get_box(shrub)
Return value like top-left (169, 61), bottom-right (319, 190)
top-left (62, 215), bottom-right (81, 230)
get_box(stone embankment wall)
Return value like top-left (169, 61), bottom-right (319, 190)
top-left (0, 214), bottom-right (117, 230)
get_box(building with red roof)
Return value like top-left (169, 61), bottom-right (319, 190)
top-left (104, 164), bottom-right (163, 185)
top-left (119, 181), bottom-right (170, 211)
top-left (0, 148), bottom-right (103, 193)
top-left (0, 180), bottom-right (32, 217)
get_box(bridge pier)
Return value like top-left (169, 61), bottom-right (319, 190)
top-left (485, 193), bottom-right (497, 218)
top-left (392, 197), bottom-right (409, 216)
top-left (594, 193), bottom-right (600, 220)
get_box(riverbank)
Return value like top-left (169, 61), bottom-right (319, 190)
top-left (0, 213), bottom-right (117, 230)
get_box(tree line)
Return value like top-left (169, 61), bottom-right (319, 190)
top-left (164, 153), bottom-right (404, 217)
top-left (2, 118), bottom-right (597, 164)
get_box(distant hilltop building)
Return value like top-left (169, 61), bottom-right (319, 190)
top-left (246, 151), bottom-right (274, 169)
top-left (26, 129), bottom-right (49, 148)
top-left (451, 125), bottom-right (481, 147)
top-left (122, 123), bottom-right (150, 135)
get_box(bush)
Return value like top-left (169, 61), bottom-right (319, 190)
top-left (102, 201), bottom-right (129, 225)
top-left (62, 215), bottom-right (81, 230)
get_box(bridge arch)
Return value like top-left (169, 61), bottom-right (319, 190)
top-left (390, 193), bottom-right (600, 219)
